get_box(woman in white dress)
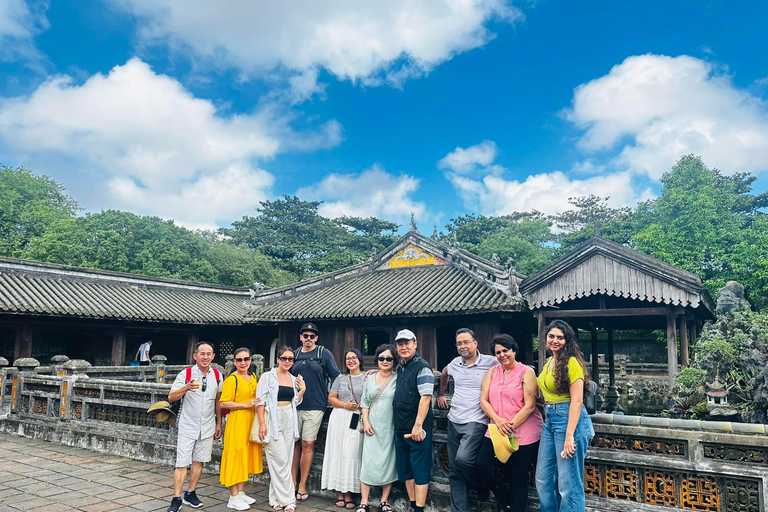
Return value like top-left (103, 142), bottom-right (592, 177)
top-left (322, 349), bottom-right (366, 508)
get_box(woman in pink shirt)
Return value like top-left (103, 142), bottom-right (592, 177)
top-left (480, 334), bottom-right (543, 512)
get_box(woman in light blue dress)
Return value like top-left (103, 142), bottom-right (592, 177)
top-left (357, 344), bottom-right (398, 512)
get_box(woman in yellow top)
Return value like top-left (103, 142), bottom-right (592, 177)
top-left (220, 347), bottom-right (263, 510)
top-left (535, 320), bottom-right (594, 512)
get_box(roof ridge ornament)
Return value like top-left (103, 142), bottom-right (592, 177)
top-left (410, 212), bottom-right (418, 232)
top-left (431, 226), bottom-right (438, 240)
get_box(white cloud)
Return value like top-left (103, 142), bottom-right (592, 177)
top-left (297, 165), bottom-right (431, 227)
top-left (0, 0), bottom-right (48, 63)
top-left (110, 0), bottom-right (522, 91)
top-left (438, 140), bottom-right (500, 174)
top-left (448, 170), bottom-right (653, 217)
top-left (0, 58), bottom-right (341, 228)
top-left (567, 54), bottom-right (768, 179)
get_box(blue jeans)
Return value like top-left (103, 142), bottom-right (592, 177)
top-left (535, 402), bottom-right (594, 512)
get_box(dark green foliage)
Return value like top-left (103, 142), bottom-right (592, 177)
top-left (441, 212), bottom-right (555, 275)
top-left (0, 166), bottom-right (80, 256)
top-left (224, 196), bottom-right (398, 277)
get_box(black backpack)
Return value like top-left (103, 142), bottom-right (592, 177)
top-left (585, 379), bottom-right (599, 415)
top-left (294, 345), bottom-right (331, 390)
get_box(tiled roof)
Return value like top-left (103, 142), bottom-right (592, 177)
top-left (245, 264), bottom-right (521, 322)
top-left (0, 258), bottom-right (249, 325)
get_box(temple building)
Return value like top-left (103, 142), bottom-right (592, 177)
top-left (0, 226), bottom-right (715, 386)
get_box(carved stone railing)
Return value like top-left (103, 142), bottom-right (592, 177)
top-left (1, 362), bottom-right (766, 512)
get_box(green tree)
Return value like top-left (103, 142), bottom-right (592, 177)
top-left (224, 196), bottom-right (399, 277)
top-left (441, 212), bottom-right (555, 275)
top-left (550, 195), bottom-right (635, 255)
top-left (632, 155), bottom-right (768, 308)
top-left (0, 166), bottom-right (79, 257)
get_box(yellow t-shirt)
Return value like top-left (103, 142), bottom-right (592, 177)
top-left (537, 357), bottom-right (585, 403)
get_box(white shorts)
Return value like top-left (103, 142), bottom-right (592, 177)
top-left (175, 435), bottom-right (214, 467)
top-left (297, 410), bottom-right (325, 442)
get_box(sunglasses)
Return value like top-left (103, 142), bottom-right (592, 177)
top-left (235, 357), bottom-right (250, 363)
top-left (377, 357), bottom-right (394, 362)
top-left (278, 356), bottom-right (295, 362)
top-left (301, 333), bottom-right (317, 339)
top-left (201, 376), bottom-right (208, 392)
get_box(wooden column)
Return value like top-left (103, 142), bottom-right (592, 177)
top-left (590, 323), bottom-right (599, 387)
top-left (14, 322), bottom-right (33, 361)
top-left (186, 332), bottom-right (199, 365)
top-left (679, 316), bottom-right (689, 367)
top-left (111, 330), bottom-right (127, 366)
top-left (536, 312), bottom-right (547, 372)
top-left (666, 308), bottom-right (678, 387)
top-left (607, 328), bottom-right (615, 387)
top-left (417, 324), bottom-right (437, 369)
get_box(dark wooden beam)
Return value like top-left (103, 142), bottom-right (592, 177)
top-left (679, 316), bottom-right (689, 367)
top-left (666, 308), bottom-right (678, 387)
top-left (186, 331), bottom-right (199, 365)
top-left (14, 322), bottom-right (33, 360)
top-left (111, 329), bottom-right (127, 366)
top-left (538, 307), bottom-right (668, 318)
top-left (537, 312), bottom-right (547, 372)
top-left (590, 323), bottom-right (599, 387)
top-left (607, 328), bottom-right (615, 387)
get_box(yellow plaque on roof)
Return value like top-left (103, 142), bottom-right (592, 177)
top-left (387, 244), bottom-right (445, 268)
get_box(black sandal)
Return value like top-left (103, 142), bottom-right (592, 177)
top-left (356, 505), bottom-right (370, 512)
top-left (380, 502), bottom-right (392, 512)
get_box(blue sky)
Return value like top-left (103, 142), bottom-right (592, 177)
top-left (1, 0), bottom-right (767, 231)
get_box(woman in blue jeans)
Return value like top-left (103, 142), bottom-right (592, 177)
top-left (535, 320), bottom-right (594, 512)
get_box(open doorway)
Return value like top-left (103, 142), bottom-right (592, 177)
top-left (436, 324), bottom-right (470, 371)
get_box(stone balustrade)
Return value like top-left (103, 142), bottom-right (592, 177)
top-left (0, 361), bottom-right (765, 511)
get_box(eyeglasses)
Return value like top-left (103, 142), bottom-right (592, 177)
top-left (235, 357), bottom-right (250, 363)
top-left (378, 357), bottom-right (394, 362)
top-left (278, 356), bottom-right (295, 362)
top-left (455, 340), bottom-right (475, 347)
top-left (301, 333), bottom-right (317, 339)
top-left (345, 357), bottom-right (359, 362)
top-left (201, 376), bottom-right (208, 392)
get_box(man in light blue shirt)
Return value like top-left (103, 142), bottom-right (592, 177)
top-left (437, 328), bottom-right (498, 512)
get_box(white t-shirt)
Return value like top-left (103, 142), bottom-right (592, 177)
top-left (138, 342), bottom-right (151, 362)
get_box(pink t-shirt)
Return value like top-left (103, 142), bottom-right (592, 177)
top-left (485, 363), bottom-right (543, 446)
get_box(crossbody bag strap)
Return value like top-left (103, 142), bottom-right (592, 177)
top-left (347, 375), bottom-right (359, 404)
top-left (369, 375), bottom-right (393, 411)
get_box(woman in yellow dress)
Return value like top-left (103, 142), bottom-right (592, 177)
top-left (220, 347), bottom-right (263, 510)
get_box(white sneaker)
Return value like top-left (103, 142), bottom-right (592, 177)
top-left (227, 495), bottom-right (250, 510)
top-left (238, 492), bottom-right (256, 505)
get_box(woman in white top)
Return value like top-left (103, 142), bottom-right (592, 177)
top-left (256, 346), bottom-right (306, 512)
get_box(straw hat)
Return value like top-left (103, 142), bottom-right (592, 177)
top-left (487, 424), bottom-right (519, 463)
top-left (147, 400), bottom-right (177, 427)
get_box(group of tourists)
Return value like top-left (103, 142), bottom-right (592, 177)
top-left (164, 319), bottom-right (594, 512)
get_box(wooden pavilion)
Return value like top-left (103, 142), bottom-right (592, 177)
top-left (519, 236), bottom-right (716, 398)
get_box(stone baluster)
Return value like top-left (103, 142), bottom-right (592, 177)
top-left (251, 354), bottom-right (264, 378)
top-left (51, 355), bottom-right (70, 377)
top-left (0, 357), bottom-right (10, 416)
top-left (61, 360), bottom-right (92, 421)
top-left (225, 354), bottom-right (235, 376)
top-left (152, 355), bottom-right (167, 384)
top-left (12, 358), bottom-right (40, 413)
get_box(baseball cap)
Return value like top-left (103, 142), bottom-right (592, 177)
top-left (395, 329), bottom-right (416, 342)
top-left (300, 322), bottom-right (319, 334)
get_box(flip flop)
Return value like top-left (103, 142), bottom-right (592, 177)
top-left (296, 492), bottom-right (309, 502)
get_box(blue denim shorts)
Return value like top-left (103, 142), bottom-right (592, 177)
top-left (395, 430), bottom-right (433, 485)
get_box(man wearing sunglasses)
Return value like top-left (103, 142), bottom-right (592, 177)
top-left (436, 328), bottom-right (498, 512)
top-left (167, 342), bottom-right (223, 512)
top-left (290, 322), bottom-right (340, 502)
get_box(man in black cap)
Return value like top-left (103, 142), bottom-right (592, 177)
top-left (290, 322), bottom-right (340, 501)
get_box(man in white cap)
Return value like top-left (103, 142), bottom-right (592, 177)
top-left (393, 329), bottom-right (434, 512)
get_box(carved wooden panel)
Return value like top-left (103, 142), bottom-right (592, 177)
top-left (584, 464), bottom-right (602, 497)
top-left (703, 443), bottom-right (768, 465)
top-left (605, 466), bottom-right (638, 501)
top-left (724, 478), bottom-right (760, 512)
top-left (680, 474), bottom-right (719, 511)
top-left (75, 387), bottom-right (100, 398)
top-left (104, 390), bottom-right (150, 402)
top-left (73, 401), bottom-right (82, 420)
top-left (32, 397), bottom-right (47, 414)
top-left (438, 444), bottom-right (450, 475)
top-left (644, 470), bottom-right (677, 507)
top-left (591, 433), bottom-right (686, 456)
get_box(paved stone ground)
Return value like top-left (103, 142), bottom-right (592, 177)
top-left (0, 433), bottom-right (340, 512)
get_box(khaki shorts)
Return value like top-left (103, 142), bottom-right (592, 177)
top-left (297, 410), bottom-right (325, 442)
top-left (175, 435), bottom-right (214, 467)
